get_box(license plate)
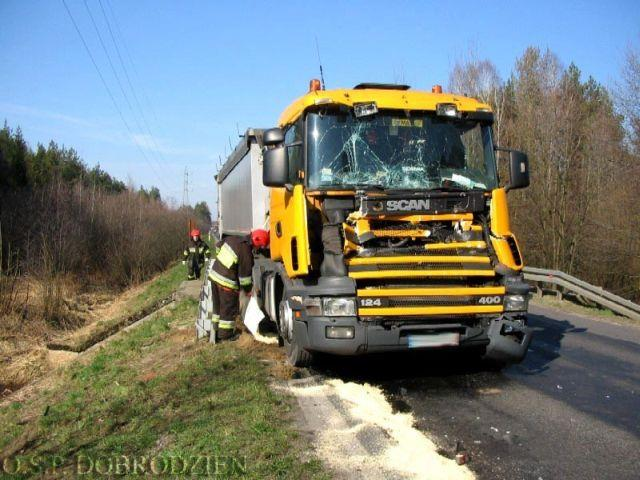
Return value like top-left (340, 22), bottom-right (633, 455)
top-left (407, 332), bottom-right (460, 348)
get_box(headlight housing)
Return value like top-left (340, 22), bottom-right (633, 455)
top-left (504, 294), bottom-right (528, 312)
top-left (322, 298), bottom-right (356, 316)
top-left (303, 298), bottom-right (322, 316)
top-left (353, 102), bottom-right (378, 118)
top-left (436, 103), bottom-right (460, 118)
top-left (303, 297), bottom-right (356, 316)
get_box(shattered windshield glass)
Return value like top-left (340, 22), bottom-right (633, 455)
top-left (306, 110), bottom-right (498, 191)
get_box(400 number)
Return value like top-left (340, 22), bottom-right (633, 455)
top-left (478, 296), bottom-right (502, 305)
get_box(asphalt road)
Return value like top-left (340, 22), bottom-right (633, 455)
top-left (312, 303), bottom-right (640, 479)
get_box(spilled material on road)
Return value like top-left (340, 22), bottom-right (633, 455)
top-left (286, 375), bottom-right (474, 480)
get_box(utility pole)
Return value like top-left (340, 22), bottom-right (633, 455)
top-left (182, 166), bottom-right (189, 207)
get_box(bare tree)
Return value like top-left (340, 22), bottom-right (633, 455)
top-left (616, 41), bottom-right (640, 153)
top-left (448, 51), bottom-right (505, 144)
top-left (448, 46), bottom-right (639, 301)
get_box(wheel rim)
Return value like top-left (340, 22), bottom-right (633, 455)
top-left (280, 301), bottom-right (293, 342)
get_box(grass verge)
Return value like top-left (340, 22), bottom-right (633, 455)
top-left (0, 297), bottom-right (327, 479)
top-left (47, 264), bottom-right (186, 352)
top-left (122, 263), bottom-right (186, 315)
top-left (529, 294), bottom-right (632, 323)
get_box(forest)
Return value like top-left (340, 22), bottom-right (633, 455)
top-left (0, 124), bottom-right (210, 327)
top-left (449, 45), bottom-right (640, 302)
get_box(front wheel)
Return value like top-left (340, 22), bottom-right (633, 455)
top-left (278, 300), bottom-right (313, 367)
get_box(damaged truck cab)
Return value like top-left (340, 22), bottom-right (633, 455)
top-left (218, 81), bottom-right (533, 366)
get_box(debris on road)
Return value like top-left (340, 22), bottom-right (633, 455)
top-left (285, 376), bottom-right (474, 479)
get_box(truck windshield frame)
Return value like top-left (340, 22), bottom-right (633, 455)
top-left (305, 109), bottom-right (498, 191)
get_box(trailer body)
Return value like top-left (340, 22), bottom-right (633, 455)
top-left (216, 129), bottom-right (269, 236)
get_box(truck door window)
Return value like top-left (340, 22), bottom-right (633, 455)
top-left (285, 120), bottom-right (304, 183)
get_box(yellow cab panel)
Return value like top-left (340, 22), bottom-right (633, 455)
top-left (269, 184), bottom-right (310, 277)
top-left (490, 187), bottom-right (524, 270)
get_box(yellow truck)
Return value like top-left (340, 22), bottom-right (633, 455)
top-left (212, 81), bottom-right (532, 366)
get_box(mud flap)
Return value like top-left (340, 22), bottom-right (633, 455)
top-left (484, 318), bottom-right (533, 364)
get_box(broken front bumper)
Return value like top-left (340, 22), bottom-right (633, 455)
top-left (483, 317), bottom-right (533, 363)
top-left (294, 313), bottom-right (532, 363)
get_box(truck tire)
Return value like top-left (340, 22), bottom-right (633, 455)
top-left (279, 300), bottom-right (313, 367)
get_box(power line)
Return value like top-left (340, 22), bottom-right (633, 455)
top-left (103, 0), bottom-right (183, 191)
top-left (97, 0), bottom-right (145, 123)
top-left (96, 0), bottom-right (172, 173)
top-left (82, 0), bottom-right (167, 178)
top-left (104, 0), bottom-right (162, 131)
top-left (60, 0), bottom-right (169, 190)
top-left (105, 0), bottom-right (215, 201)
top-left (82, 0), bottom-right (136, 120)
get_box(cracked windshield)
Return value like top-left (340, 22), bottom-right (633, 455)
top-left (307, 110), bottom-right (498, 190)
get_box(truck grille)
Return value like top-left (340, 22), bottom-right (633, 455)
top-left (349, 262), bottom-right (494, 272)
top-left (349, 239), bottom-right (501, 317)
top-left (356, 287), bottom-right (505, 317)
top-left (387, 296), bottom-right (475, 306)
top-left (357, 241), bottom-right (488, 258)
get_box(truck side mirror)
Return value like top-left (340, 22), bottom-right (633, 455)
top-left (263, 146), bottom-right (289, 187)
top-left (506, 150), bottom-right (529, 191)
top-left (263, 128), bottom-right (285, 146)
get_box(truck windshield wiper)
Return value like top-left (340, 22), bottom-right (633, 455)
top-left (346, 183), bottom-right (386, 191)
top-left (428, 186), bottom-right (469, 192)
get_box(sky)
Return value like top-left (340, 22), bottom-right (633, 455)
top-left (1, 0), bottom-right (639, 213)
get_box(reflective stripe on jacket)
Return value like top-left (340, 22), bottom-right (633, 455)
top-left (209, 270), bottom-right (238, 289)
top-left (209, 235), bottom-right (253, 291)
top-left (183, 240), bottom-right (210, 259)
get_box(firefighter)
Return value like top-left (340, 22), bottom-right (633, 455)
top-left (209, 229), bottom-right (269, 340)
top-left (182, 229), bottom-right (210, 280)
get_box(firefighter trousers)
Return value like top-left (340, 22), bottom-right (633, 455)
top-left (210, 281), bottom-right (239, 340)
top-left (187, 255), bottom-right (203, 280)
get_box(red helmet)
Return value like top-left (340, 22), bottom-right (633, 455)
top-left (190, 229), bottom-right (201, 237)
top-left (251, 229), bottom-right (269, 248)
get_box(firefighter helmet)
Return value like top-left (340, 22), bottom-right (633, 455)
top-left (251, 229), bottom-right (269, 248)
top-left (190, 229), bottom-right (201, 238)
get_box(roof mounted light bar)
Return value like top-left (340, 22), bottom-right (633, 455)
top-left (354, 83), bottom-right (411, 91)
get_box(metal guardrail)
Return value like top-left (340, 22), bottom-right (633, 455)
top-left (523, 266), bottom-right (640, 321)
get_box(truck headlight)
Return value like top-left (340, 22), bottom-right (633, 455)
top-left (303, 297), bottom-right (322, 316)
top-left (504, 294), bottom-right (528, 312)
top-left (322, 298), bottom-right (356, 316)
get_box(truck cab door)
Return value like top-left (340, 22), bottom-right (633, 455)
top-left (269, 184), bottom-right (311, 278)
